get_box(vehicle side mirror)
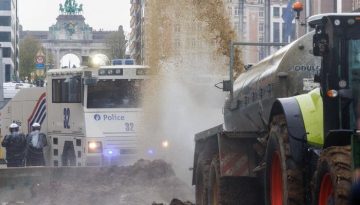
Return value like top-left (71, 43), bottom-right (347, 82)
top-left (314, 74), bottom-right (320, 83)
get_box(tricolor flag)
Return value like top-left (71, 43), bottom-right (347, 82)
top-left (27, 93), bottom-right (46, 132)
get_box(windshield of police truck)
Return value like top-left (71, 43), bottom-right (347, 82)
top-left (52, 76), bottom-right (82, 103)
top-left (87, 79), bottom-right (143, 108)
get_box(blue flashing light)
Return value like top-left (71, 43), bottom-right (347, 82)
top-left (104, 149), bottom-right (119, 157)
top-left (124, 59), bottom-right (134, 65)
top-left (147, 149), bottom-right (154, 155)
top-left (112, 59), bottom-right (123, 65)
top-left (111, 59), bottom-right (135, 65)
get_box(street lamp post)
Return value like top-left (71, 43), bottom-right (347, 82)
top-left (0, 44), bottom-right (3, 103)
top-left (264, 0), bottom-right (271, 56)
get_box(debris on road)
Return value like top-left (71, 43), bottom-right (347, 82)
top-left (2, 159), bottom-right (194, 205)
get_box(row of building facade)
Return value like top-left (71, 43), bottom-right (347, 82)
top-left (130, 0), bottom-right (360, 65)
top-left (2, 0), bottom-right (360, 83)
top-left (0, 0), bottom-right (18, 82)
top-left (1, 0), bottom-right (121, 83)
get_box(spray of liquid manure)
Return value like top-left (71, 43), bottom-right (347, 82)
top-left (139, 0), bottom-right (243, 193)
top-left (192, 0), bottom-right (244, 76)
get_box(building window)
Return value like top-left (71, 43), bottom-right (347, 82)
top-left (2, 47), bottom-right (11, 58)
top-left (198, 40), bottom-right (202, 48)
top-left (259, 9), bottom-right (264, 17)
top-left (228, 6), bottom-right (232, 16)
top-left (197, 22), bottom-right (202, 31)
top-left (234, 22), bottom-right (240, 31)
top-left (0, 32), bottom-right (11, 42)
top-left (273, 22), bottom-right (280, 42)
top-left (5, 64), bottom-right (10, 82)
top-left (282, 23), bottom-right (287, 42)
top-left (191, 39), bottom-right (196, 48)
top-left (175, 39), bottom-right (181, 48)
top-left (234, 6), bottom-right (240, 16)
top-left (174, 24), bottom-right (180, 33)
top-left (259, 22), bottom-right (264, 32)
top-left (282, 7), bottom-right (286, 17)
top-left (0, 0), bottom-right (11, 10)
top-left (354, 1), bottom-right (360, 10)
top-left (273, 7), bottom-right (280, 17)
top-left (0, 16), bottom-right (11, 26)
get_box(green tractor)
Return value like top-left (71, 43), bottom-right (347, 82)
top-left (266, 13), bottom-right (360, 205)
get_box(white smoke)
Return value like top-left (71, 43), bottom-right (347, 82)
top-left (139, 56), bottom-right (227, 185)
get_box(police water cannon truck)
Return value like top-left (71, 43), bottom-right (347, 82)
top-left (193, 13), bottom-right (360, 205)
top-left (0, 56), bottom-right (148, 168)
top-left (0, 57), bottom-right (149, 202)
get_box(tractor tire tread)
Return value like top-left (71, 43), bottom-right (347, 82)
top-left (313, 146), bottom-right (352, 205)
top-left (267, 115), bottom-right (304, 205)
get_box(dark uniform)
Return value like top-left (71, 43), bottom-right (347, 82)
top-left (350, 170), bottom-right (360, 205)
top-left (1, 131), bottom-right (26, 167)
top-left (26, 125), bottom-right (47, 166)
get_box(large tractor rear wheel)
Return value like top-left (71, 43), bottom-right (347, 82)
top-left (265, 115), bottom-right (304, 205)
top-left (208, 156), bottom-right (262, 205)
top-left (313, 146), bottom-right (352, 205)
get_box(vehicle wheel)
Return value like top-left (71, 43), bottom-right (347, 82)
top-left (196, 160), bottom-right (210, 205)
top-left (265, 115), bottom-right (304, 205)
top-left (313, 146), bottom-right (352, 205)
top-left (208, 156), bottom-right (263, 205)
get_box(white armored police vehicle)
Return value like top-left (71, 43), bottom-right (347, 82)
top-left (0, 61), bottom-right (149, 167)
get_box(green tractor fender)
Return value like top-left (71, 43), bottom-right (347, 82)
top-left (269, 88), bottom-right (324, 165)
top-left (294, 88), bottom-right (324, 148)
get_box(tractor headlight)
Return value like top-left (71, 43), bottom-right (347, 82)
top-left (88, 141), bottom-right (102, 153)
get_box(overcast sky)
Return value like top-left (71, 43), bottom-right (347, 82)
top-left (18, 0), bottom-right (131, 32)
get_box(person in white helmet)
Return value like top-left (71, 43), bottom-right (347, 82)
top-left (25, 122), bottom-right (47, 166)
top-left (1, 123), bottom-right (26, 167)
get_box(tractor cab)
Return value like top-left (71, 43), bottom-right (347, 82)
top-left (309, 13), bottom-right (360, 164)
top-left (310, 14), bottom-right (360, 130)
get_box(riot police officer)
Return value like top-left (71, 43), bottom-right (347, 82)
top-left (26, 122), bottom-right (47, 166)
top-left (1, 123), bottom-right (26, 167)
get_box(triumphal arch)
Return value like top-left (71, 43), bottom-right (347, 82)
top-left (21, 0), bottom-right (113, 68)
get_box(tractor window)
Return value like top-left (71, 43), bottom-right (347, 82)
top-left (52, 76), bottom-right (81, 103)
top-left (348, 39), bottom-right (360, 129)
top-left (87, 79), bottom-right (143, 108)
top-left (349, 40), bottom-right (360, 70)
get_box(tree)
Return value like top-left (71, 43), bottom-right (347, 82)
top-left (105, 25), bottom-right (127, 60)
top-left (19, 36), bottom-right (42, 80)
top-left (45, 50), bottom-right (55, 69)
